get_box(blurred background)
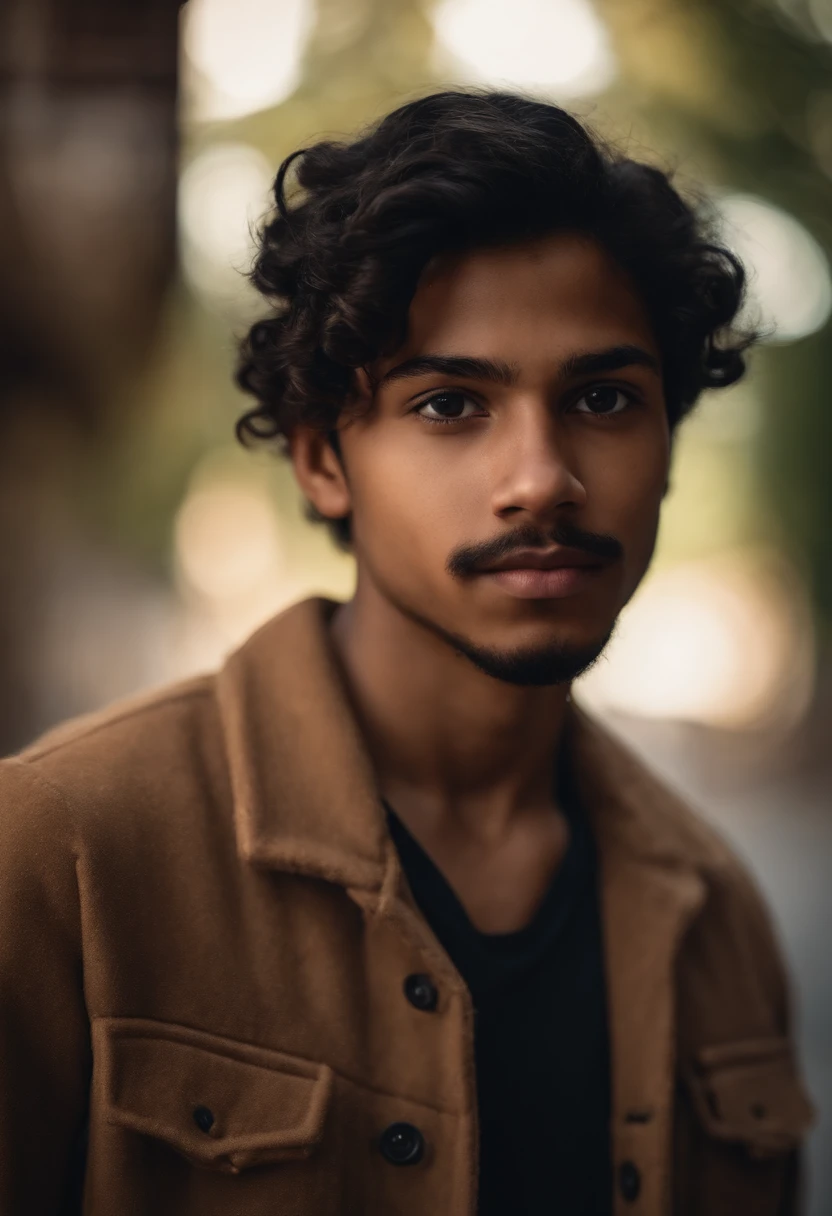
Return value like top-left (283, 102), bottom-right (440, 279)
top-left (1, 0), bottom-right (830, 1203)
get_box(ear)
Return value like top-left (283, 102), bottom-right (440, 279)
top-left (289, 426), bottom-right (352, 522)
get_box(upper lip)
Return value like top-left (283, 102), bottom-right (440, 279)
top-left (482, 547), bottom-right (610, 573)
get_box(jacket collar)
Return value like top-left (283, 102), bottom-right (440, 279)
top-left (216, 596), bottom-right (725, 890)
top-left (216, 596), bottom-right (388, 891)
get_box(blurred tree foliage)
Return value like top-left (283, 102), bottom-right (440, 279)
top-left (597, 0), bottom-right (832, 635)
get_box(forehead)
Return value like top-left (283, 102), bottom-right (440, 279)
top-left (400, 231), bottom-right (657, 365)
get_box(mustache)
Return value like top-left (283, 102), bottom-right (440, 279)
top-left (446, 520), bottom-right (623, 579)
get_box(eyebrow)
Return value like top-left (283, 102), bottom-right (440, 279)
top-left (379, 354), bottom-right (519, 388)
top-left (560, 344), bottom-right (661, 378)
top-left (378, 343), bottom-right (661, 389)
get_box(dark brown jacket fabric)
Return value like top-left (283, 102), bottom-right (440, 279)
top-left (0, 597), bottom-right (815, 1215)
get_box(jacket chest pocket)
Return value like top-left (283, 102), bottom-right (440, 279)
top-left (92, 1017), bottom-right (333, 1175)
top-left (676, 1036), bottom-right (815, 1216)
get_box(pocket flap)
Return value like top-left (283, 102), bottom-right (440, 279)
top-left (93, 1017), bottom-right (333, 1173)
top-left (684, 1036), bottom-right (815, 1159)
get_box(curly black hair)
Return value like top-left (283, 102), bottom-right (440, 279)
top-left (236, 89), bottom-right (756, 548)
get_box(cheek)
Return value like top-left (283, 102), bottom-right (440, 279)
top-left (591, 438), bottom-right (668, 569)
top-left (349, 436), bottom-right (484, 578)
top-left (349, 441), bottom-right (438, 544)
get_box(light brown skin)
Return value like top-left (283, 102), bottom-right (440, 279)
top-left (291, 231), bottom-right (671, 933)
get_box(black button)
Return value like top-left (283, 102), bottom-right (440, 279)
top-left (404, 973), bottom-right (438, 1012)
top-left (193, 1105), bottom-right (215, 1133)
top-left (619, 1160), bottom-right (641, 1202)
top-left (378, 1122), bottom-right (425, 1165)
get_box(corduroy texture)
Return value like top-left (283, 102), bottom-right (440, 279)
top-left (0, 597), bottom-right (814, 1215)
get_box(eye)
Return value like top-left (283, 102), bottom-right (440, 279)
top-left (573, 385), bottom-right (634, 416)
top-left (415, 391), bottom-right (483, 424)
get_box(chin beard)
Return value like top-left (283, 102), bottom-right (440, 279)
top-left (412, 613), bottom-right (616, 687)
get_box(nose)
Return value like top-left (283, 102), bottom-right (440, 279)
top-left (489, 403), bottom-right (587, 523)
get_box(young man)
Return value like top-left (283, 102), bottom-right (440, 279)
top-left (0, 91), bottom-right (815, 1215)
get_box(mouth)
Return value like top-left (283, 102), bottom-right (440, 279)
top-left (477, 547), bottom-right (612, 600)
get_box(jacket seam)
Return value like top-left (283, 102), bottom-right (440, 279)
top-left (6, 757), bottom-right (82, 855)
top-left (6, 761), bottom-right (96, 1014)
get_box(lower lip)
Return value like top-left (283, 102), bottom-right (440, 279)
top-left (482, 565), bottom-right (606, 599)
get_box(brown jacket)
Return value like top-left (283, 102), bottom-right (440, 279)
top-left (0, 597), bottom-right (814, 1215)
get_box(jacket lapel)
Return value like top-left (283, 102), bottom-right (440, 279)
top-left (601, 853), bottom-right (705, 1213)
top-left (568, 705), bottom-right (709, 1214)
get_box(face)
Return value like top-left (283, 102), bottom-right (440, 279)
top-left (294, 231), bottom-right (671, 685)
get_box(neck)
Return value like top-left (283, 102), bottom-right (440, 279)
top-left (329, 578), bottom-right (571, 843)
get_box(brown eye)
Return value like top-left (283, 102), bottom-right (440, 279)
top-left (416, 391), bottom-right (481, 422)
top-left (574, 386), bottom-right (632, 415)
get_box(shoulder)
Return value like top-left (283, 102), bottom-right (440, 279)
top-left (0, 674), bottom-right (223, 865)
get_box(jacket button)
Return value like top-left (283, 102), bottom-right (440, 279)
top-left (192, 1106), bottom-right (215, 1133)
top-left (378, 1122), bottom-right (425, 1165)
top-left (618, 1160), bottom-right (641, 1202)
top-left (404, 973), bottom-right (438, 1012)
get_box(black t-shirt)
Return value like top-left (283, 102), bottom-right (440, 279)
top-left (385, 749), bottom-right (612, 1216)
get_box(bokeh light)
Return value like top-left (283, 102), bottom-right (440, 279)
top-left (718, 193), bottom-right (832, 342)
top-left (182, 0), bottom-right (313, 122)
top-left (173, 467), bottom-right (297, 661)
top-left (174, 478), bottom-right (285, 602)
top-left (578, 552), bottom-right (814, 730)
top-left (178, 142), bottom-right (273, 306)
top-left (432, 0), bottom-right (616, 96)
top-left (170, 452), bottom-right (357, 669)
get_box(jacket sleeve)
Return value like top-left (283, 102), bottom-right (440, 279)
top-left (0, 759), bottom-right (91, 1215)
